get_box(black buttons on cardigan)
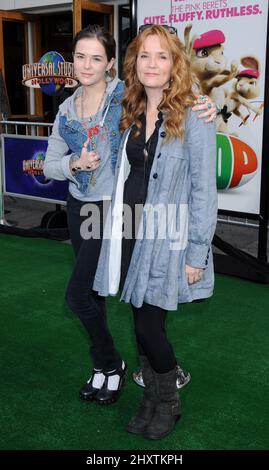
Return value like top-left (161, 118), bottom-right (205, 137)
top-left (157, 153), bottom-right (161, 158)
top-left (112, 131), bottom-right (117, 136)
top-left (153, 173), bottom-right (158, 179)
top-left (160, 131), bottom-right (166, 138)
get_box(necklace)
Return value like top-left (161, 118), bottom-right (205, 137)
top-left (143, 133), bottom-right (153, 202)
top-left (143, 137), bottom-right (152, 160)
top-left (81, 85), bottom-right (107, 186)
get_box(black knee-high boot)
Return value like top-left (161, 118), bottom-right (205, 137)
top-left (144, 367), bottom-right (181, 440)
top-left (126, 356), bottom-right (157, 434)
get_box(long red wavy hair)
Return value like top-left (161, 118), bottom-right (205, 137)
top-left (120, 25), bottom-right (197, 140)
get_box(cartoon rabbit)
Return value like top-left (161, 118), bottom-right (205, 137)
top-left (184, 25), bottom-right (238, 131)
top-left (218, 57), bottom-right (264, 133)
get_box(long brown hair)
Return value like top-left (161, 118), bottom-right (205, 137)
top-left (120, 25), bottom-right (197, 139)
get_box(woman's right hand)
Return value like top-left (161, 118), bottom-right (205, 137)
top-left (70, 137), bottom-right (101, 173)
top-left (185, 264), bottom-right (203, 284)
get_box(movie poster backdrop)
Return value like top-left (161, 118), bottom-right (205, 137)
top-left (137, 0), bottom-right (268, 215)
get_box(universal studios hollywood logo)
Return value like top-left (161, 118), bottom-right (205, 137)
top-left (22, 51), bottom-right (78, 96)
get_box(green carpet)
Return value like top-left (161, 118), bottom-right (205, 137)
top-left (0, 233), bottom-right (269, 450)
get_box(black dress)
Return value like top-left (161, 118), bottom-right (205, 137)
top-left (120, 112), bottom-right (163, 289)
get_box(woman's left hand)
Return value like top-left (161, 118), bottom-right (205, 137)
top-left (185, 265), bottom-right (203, 284)
top-left (192, 95), bottom-right (217, 122)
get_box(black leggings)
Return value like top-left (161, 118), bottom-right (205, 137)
top-left (132, 302), bottom-right (176, 373)
top-left (65, 193), bottom-right (122, 371)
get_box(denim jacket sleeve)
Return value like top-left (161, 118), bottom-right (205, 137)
top-left (43, 111), bottom-right (78, 185)
top-left (184, 110), bottom-right (218, 268)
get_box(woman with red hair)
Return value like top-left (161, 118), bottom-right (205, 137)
top-left (93, 25), bottom-right (217, 439)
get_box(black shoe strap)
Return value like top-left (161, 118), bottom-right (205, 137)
top-left (103, 364), bottom-right (126, 378)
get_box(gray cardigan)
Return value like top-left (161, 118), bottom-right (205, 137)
top-left (93, 109), bottom-right (218, 311)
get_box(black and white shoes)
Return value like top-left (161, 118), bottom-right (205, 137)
top-left (80, 361), bottom-right (128, 405)
top-left (79, 368), bottom-right (105, 401)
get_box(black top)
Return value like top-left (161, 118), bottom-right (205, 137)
top-left (120, 112), bottom-right (163, 289)
top-left (124, 112), bottom-right (163, 205)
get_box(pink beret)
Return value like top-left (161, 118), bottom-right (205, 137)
top-left (236, 69), bottom-right (260, 79)
top-left (193, 30), bottom-right (225, 49)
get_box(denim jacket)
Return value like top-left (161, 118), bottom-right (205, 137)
top-left (44, 78), bottom-right (124, 196)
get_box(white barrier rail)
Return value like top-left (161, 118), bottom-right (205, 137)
top-left (0, 120), bottom-right (53, 136)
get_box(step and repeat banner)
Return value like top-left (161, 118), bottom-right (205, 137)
top-left (1, 135), bottom-right (68, 204)
top-left (136, 0), bottom-right (268, 215)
